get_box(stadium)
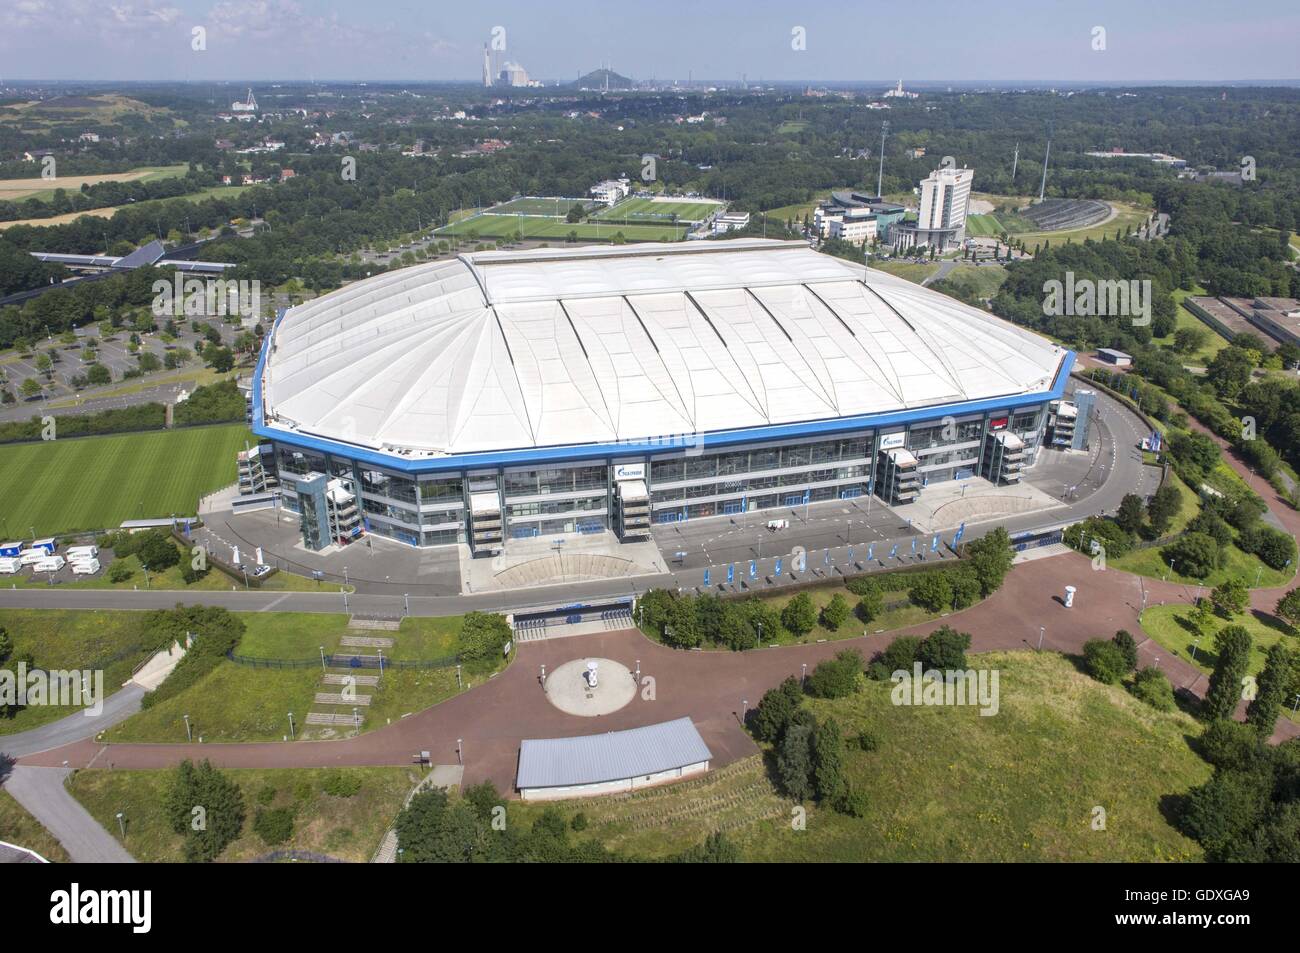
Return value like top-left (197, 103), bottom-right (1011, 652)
top-left (252, 239), bottom-right (1074, 553)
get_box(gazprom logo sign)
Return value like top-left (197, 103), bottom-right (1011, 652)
top-left (614, 463), bottom-right (646, 481)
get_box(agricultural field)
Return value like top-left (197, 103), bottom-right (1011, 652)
top-left (68, 766), bottom-right (416, 863)
top-left (0, 424), bottom-right (250, 537)
top-left (0, 163), bottom-right (188, 203)
top-left (594, 196), bottom-right (722, 223)
top-left (512, 651), bottom-right (1210, 861)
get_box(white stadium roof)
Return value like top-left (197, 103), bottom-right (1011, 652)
top-left (261, 239), bottom-right (1065, 458)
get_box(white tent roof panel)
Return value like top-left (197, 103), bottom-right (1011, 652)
top-left (261, 240), bottom-right (1066, 457)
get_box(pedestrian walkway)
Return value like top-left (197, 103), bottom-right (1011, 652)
top-left (3, 766), bottom-right (134, 863)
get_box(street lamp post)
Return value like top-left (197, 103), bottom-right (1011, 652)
top-left (319, 645), bottom-right (326, 672)
top-left (287, 712), bottom-right (295, 740)
top-left (1191, 637), bottom-right (1201, 662)
top-left (183, 713), bottom-right (192, 742)
top-left (1038, 625), bottom-right (1045, 650)
top-left (457, 738), bottom-right (463, 764)
top-left (116, 812), bottom-right (126, 838)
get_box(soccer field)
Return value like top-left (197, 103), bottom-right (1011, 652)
top-left (436, 213), bottom-right (687, 243)
top-left (490, 196), bottom-right (593, 216)
top-left (0, 424), bottom-right (251, 537)
top-left (594, 196), bottom-right (722, 223)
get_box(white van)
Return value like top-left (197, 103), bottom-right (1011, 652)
top-left (33, 555), bottom-right (66, 573)
top-left (0, 557), bottom-right (22, 574)
top-left (19, 549), bottom-right (45, 566)
top-left (66, 545), bottom-right (99, 560)
top-left (70, 558), bottom-right (101, 575)
top-left (766, 519), bottom-right (790, 531)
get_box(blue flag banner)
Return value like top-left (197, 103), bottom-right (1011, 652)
top-left (749, 560), bottom-right (757, 579)
top-left (848, 547), bottom-right (855, 563)
top-left (889, 544), bottom-right (898, 559)
top-left (867, 544), bottom-right (875, 561)
top-left (727, 563), bottom-right (735, 584)
top-left (703, 568), bottom-right (710, 587)
top-left (931, 533), bottom-right (940, 552)
top-left (911, 537), bottom-right (917, 554)
top-left (775, 557), bottom-right (783, 576)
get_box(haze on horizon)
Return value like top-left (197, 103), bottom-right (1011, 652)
top-left (1, 0), bottom-right (1297, 86)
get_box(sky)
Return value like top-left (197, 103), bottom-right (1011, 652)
top-left (1, 0), bottom-right (1297, 84)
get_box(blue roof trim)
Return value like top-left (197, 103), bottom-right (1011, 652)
top-left (252, 324), bottom-right (1073, 474)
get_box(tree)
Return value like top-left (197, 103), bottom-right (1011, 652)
top-left (1210, 577), bottom-right (1249, 617)
top-left (20, 377), bottom-right (41, 399)
top-left (918, 625), bottom-right (971, 670)
top-left (1277, 588), bottom-right (1300, 631)
top-left (963, 527), bottom-right (1015, 595)
top-left (1116, 493), bottom-right (1146, 535)
top-left (164, 759), bottom-right (246, 862)
top-left (458, 611), bottom-right (510, 661)
top-left (135, 531), bottom-right (180, 571)
top-left (1179, 767), bottom-right (1273, 862)
top-left (1147, 483), bottom-right (1182, 535)
top-left (1206, 346), bottom-right (1255, 400)
top-left (673, 831), bottom-right (740, 863)
top-left (207, 345), bottom-right (235, 373)
top-left (782, 592), bottom-right (817, 636)
top-left (749, 676), bottom-right (803, 743)
top-left (254, 807), bottom-right (294, 845)
top-left (870, 635), bottom-right (921, 680)
top-left (86, 362), bottom-right (111, 386)
top-left (1246, 643), bottom-right (1295, 735)
top-left (821, 593), bottom-right (849, 631)
top-left (776, 722), bottom-right (815, 801)
top-left (1204, 625), bottom-right (1253, 721)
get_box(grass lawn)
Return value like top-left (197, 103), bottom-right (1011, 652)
top-left (870, 260), bottom-right (939, 283)
top-left (1018, 202), bottom-right (1149, 248)
top-left (0, 424), bottom-right (250, 537)
top-left (594, 196), bottom-right (722, 223)
top-left (0, 789), bottom-right (71, 862)
top-left (104, 612), bottom-right (507, 743)
top-left (763, 190), bottom-right (832, 224)
top-left (1155, 287), bottom-right (1229, 366)
top-left (1140, 603), bottom-right (1298, 719)
top-left (931, 263), bottom-right (1008, 299)
top-left (43, 366), bottom-right (228, 410)
top-left (0, 608), bottom-right (165, 735)
top-left (513, 651), bottom-right (1210, 861)
top-left (67, 766), bottom-right (417, 863)
top-left (1109, 541), bottom-right (1296, 591)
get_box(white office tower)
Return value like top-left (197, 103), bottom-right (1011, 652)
top-left (483, 45), bottom-right (493, 88)
top-left (894, 165), bottom-right (974, 252)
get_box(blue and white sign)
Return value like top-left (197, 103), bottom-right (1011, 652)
top-left (727, 563), bottom-right (734, 584)
top-left (703, 568), bottom-right (711, 587)
top-left (613, 463), bottom-right (646, 481)
top-left (775, 557), bottom-right (783, 576)
top-left (749, 560), bottom-right (757, 579)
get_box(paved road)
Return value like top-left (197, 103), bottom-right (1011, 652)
top-left (18, 552), bottom-right (1296, 793)
top-left (2, 766), bottom-right (135, 863)
top-left (0, 684), bottom-right (144, 760)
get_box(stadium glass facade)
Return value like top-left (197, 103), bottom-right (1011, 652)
top-left (266, 396), bottom-right (1053, 551)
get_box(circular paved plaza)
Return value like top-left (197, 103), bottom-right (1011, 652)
top-left (544, 657), bottom-right (636, 716)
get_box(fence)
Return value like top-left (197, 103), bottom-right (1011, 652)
top-left (227, 650), bottom-right (460, 671)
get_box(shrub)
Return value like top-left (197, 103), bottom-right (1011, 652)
top-left (254, 807), bottom-right (294, 846)
top-left (321, 770), bottom-right (362, 798)
top-left (833, 786), bottom-right (869, 818)
top-left (256, 785), bottom-right (277, 806)
top-left (845, 576), bottom-right (881, 597)
top-left (917, 625), bottom-right (971, 671)
top-left (855, 585), bottom-right (885, 624)
top-left (1210, 578), bottom-right (1249, 616)
top-left (870, 635), bottom-right (921, 680)
top-left (1239, 525), bottom-right (1297, 570)
top-left (854, 730), bottom-right (879, 752)
top-left (908, 571), bottom-right (953, 612)
top-left (107, 562), bottom-right (134, 583)
top-left (458, 611), bottom-right (510, 661)
top-left (963, 527), bottom-right (1015, 595)
top-left (1197, 719), bottom-right (1267, 770)
top-left (570, 812), bottom-right (588, 832)
top-left (807, 649), bottom-right (863, 699)
top-left (1083, 638), bottom-right (1128, 684)
top-left (1132, 667), bottom-right (1175, 711)
top-left (1112, 630), bottom-right (1139, 671)
top-left (1161, 532), bottom-right (1224, 579)
top-left (462, 780), bottom-right (502, 821)
top-left (948, 567), bottom-right (982, 610)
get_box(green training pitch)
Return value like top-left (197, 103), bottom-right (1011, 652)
top-left (594, 196), bottom-right (722, 223)
top-left (0, 424), bottom-right (251, 537)
top-left (436, 213), bottom-right (687, 243)
top-left (489, 196), bottom-right (593, 216)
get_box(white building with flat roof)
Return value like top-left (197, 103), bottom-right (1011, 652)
top-left (893, 165), bottom-right (974, 252)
